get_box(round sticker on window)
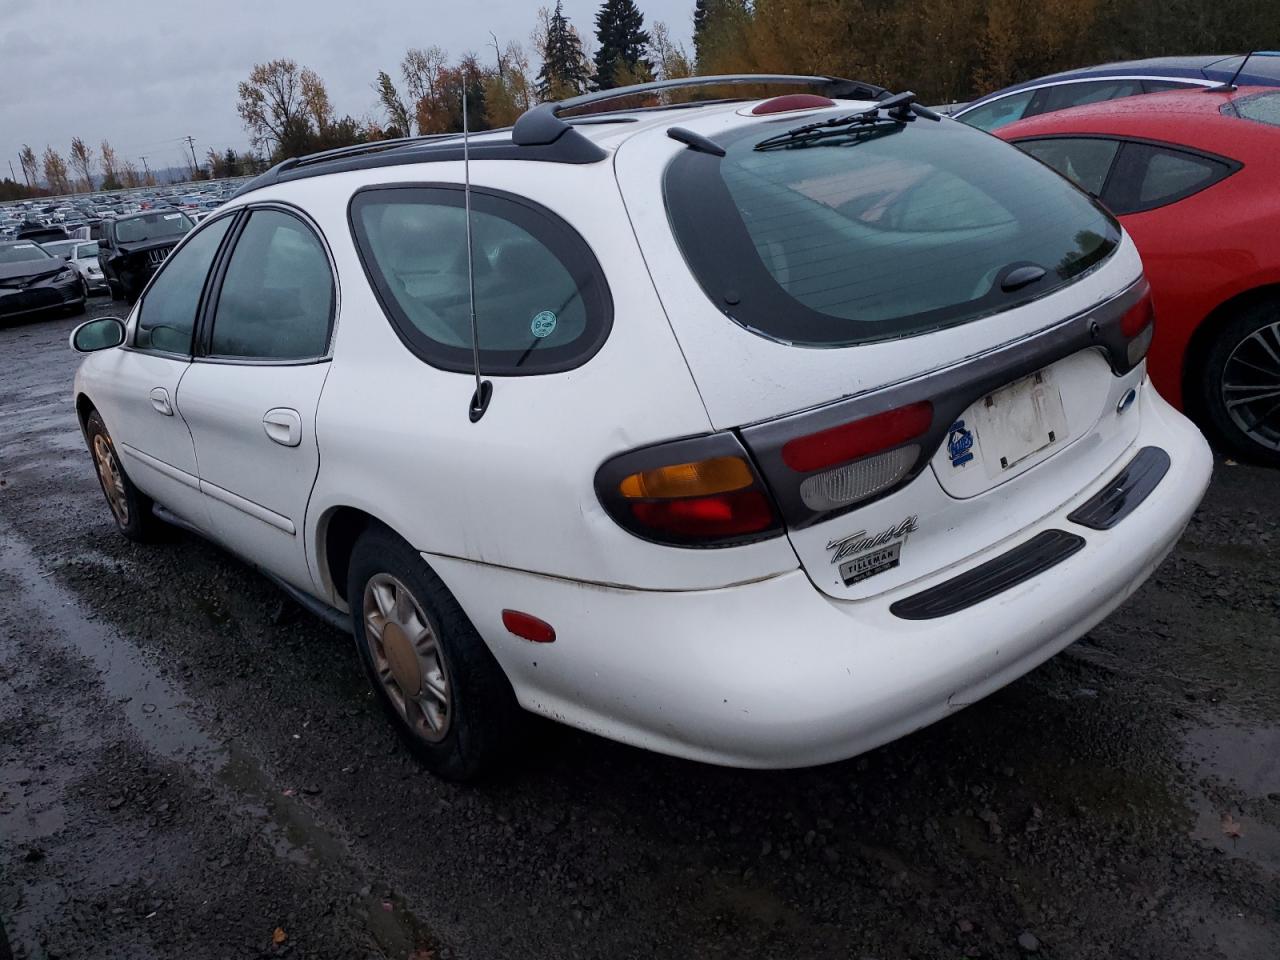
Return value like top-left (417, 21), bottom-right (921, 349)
top-left (530, 310), bottom-right (557, 339)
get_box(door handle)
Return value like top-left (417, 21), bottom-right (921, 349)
top-left (149, 387), bottom-right (173, 416)
top-left (262, 408), bottom-right (303, 447)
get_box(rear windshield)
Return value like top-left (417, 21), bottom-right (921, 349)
top-left (115, 211), bottom-right (193, 244)
top-left (1222, 90), bottom-right (1280, 127)
top-left (664, 113), bottom-right (1120, 347)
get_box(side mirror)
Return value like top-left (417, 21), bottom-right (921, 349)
top-left (70, 316), bottom-right (126, 352)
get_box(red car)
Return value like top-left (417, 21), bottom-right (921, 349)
top-left (997, 86), bottom-right (1280, 464)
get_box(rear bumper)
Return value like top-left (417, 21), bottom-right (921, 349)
top-left (431, 380), bottom-right (1212, 768)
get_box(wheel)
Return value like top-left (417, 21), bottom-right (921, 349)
top-left (84, 410), bottom-right (163, 542)
top-left (1199, 298), bottom-right (1280, 465)
top-left (347, 525), bottom-right (520, 780)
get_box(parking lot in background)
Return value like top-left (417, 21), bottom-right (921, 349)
top-left (2, 298), bottom-right (1277, 959)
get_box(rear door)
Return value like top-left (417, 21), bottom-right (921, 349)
top-left (176, 205), bottom-right (335, 594)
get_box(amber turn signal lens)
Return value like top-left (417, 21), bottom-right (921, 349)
top-left (618, 455), bottom-right (755, 500)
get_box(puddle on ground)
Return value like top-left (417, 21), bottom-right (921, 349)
top-left (1182, 721), bottom-right (1280, 873)
top-left (1, 532), bottom-right (222, 771)
top-left (0, 520), bottom-right (438, 954)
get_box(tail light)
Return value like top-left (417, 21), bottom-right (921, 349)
top-left (595, 433), bottom-right (783, 546)
top-left (782, 401), bottom-right (934, 512)
top-left (1120, 290), bottom-right (1155, 366)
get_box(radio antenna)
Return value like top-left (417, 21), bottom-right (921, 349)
top-left (463, 75), bottom-right (492, 422)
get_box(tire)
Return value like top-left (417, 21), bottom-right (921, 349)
top-left (84, 410), bottom-right (164, 542)
top-left (347, 525), bottom-right (521, 780)
top-left (1198, 298), bottom-right (1280, 466)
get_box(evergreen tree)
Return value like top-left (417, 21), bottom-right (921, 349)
top-left (592, 0), bottom-right (652, 90)
top-left (537, 2), bottom-right (591, 100)
top-left (693, 0), bottom-right (711, 66)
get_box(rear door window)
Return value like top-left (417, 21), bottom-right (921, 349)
top-left (1102, 143), bottom-right (1236, 215)
top-left (1018, 137), bottom-right (1121, 196)
top-left (664, 114), bottom-right (1119, 347)
top-left (207, 209), bottom-right (334, 360)
top-left (957, 90), bottom-right (1035, 131)
top-left (349, 186), bottom-right (612, 375)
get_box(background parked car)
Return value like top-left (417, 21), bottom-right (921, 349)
top-left (0, 239), bottom-right (85, 321)
top-left (956, 52), bottom-right (1280, 131)
top-left (998, 86), bottom-right (1280, 463)
top-left (16, 223), bottom-right (69, 244)
top-left (40, 238), bottom-right (108, 296)
top-left (98, 209), bottom-right (194, 302)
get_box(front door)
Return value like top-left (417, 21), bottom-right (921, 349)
top-left (91, 215), bottom-right (236, 528)
top-left (176, 207), bottom-right (337, 593)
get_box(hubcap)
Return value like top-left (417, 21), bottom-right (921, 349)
top-left (1222, 318), bottom-right (1280, 452)
top-left (362, 573), bottom-right (451, 742)
top-left (92, 433), bottom-right (130, 526)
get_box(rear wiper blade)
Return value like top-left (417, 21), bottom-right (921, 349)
top-left (754, 90), bottom-right (941, 151)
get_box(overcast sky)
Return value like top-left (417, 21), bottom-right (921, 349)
top-left (3, 0), bottom-right (695, 182)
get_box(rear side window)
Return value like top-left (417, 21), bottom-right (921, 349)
top-left (1029, 79), bottom-right (1144, 115)
top-left (1019, 137), bottom-right (1121, 196)
top-left (135, 216), bottom-right (232, 354)
top-left (349, 186), bottom-right (612, 375)
top-left (1103, 143), bottom-right (1235, 215)
top-left (665, 115), bottom-right (1119, 347)
top-left (208, 209), bottom-right (334, 360)
top-left (958, 90), bottom-right (1034, 131)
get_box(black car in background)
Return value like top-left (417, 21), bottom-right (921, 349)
top-left (0, 240), bottom-right (86, 322)
top-left (98, 209), bottom-right (194, 302)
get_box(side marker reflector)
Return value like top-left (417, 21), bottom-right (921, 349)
top-left (502, 609), bottom-right (556, 643)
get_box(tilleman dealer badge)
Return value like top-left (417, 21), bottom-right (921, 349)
top-left (826, 516), bottom-right (919, 586)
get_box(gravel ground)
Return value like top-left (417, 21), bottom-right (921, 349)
top-left (1, 300), bottom-right (1278, 960)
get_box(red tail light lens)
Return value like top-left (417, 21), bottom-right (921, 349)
top-left (1121, 292), bottom-right (1154, 337)
top-left (781, 401), bottom-right (934, 473)
top-left (595, 434), bottom-right (783, 547)
top-left (629, 489), bottom-right (776, 538)
top-left (1121, 291), bottom-right (1156, 365)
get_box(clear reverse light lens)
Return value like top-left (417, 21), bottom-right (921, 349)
top-left (798, 445), bottom-right (919, 512)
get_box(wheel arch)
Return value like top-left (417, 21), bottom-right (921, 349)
top-left (1181, 282), bottom-right (1280, 419)
top-left (315, 504), bottom-right (404, 605)
top-left (75, 392), bottom-right (98, 433)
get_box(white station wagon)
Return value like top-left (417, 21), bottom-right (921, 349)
top-left (71, 76), bottom-right (1212, 779)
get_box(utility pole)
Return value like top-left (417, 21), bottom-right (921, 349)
top-left (140, 156), bottom-right (151, 182)
top-left (184, 136), bottom-right (199, 178)
top-left (16, 156), bottom-right (30, 188)
top-left (8, 160), bottom-right (16, 183)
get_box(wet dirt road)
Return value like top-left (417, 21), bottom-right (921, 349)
top-left (2, 302), bottom-right (1278, 960)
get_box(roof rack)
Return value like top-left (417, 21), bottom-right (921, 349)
top-left (231, 74), bottom-right (887, 198)
top-left (513, 73), bottom-right (888, 146)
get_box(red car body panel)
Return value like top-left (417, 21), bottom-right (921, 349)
top-left (997, 87), bottom-right (1280, 410)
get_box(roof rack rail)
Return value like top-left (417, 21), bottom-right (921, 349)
top-left (230, 74), bottom-right (886, 198)
top-left (513, 73), bottom-right (888, 146)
